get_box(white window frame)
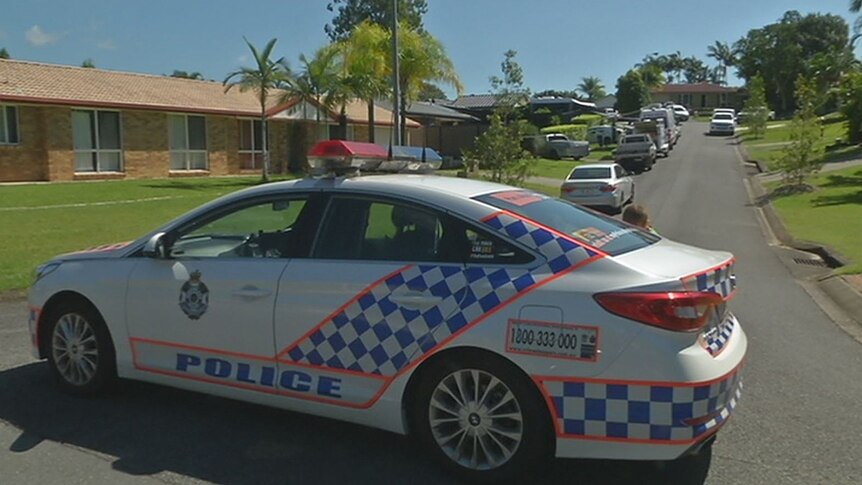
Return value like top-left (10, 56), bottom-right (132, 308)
top-left (169, 114), bottom-right (209, 171)
top-left (73, 108), bottom-right (124, 173)
top-left (238, 118), bottom-right (266, 169)
top-left (0, 104), bottom-right (20, 145)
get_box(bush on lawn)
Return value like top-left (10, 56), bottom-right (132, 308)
top-left (540, 124), bottom-right (587, 141)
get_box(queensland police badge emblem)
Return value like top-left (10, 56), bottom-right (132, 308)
top-left (179, 270), bottom-right (209, 320)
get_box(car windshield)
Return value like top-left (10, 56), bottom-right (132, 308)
top-left (476, 191), bottom-right (659, 255)
top-left (623, 136), bottom-right (647, 143)
top-left (569, 167), bottom-right (611, 179)
top-left (714, 113), bottom-right (733, 121)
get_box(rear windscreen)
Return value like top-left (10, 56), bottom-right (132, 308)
top-left (569, 167), bottom-right (611, 179)
top-left (476, 191), bottom-right (659, 255)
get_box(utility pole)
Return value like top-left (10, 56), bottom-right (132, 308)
top-left (391, 0), bottom-right (402, 146)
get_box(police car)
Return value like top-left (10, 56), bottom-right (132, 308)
top-left (28, 144), bottom-right (745, 481)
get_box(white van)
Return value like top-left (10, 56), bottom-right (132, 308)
top-left (713, 108), bottom-right (737, 120)
top-left (640, 107), bottom-right (678, 147)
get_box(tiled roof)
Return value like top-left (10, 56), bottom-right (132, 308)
top-left (448, 94), bottom-right (501, 109)
top-left (653, 83), bottom-right (741, 94)
top-left (0, 58), bottom-right (272, 115)
top-left (0, 58), bottom-right (417, 126)
top-left (377, 100), bottom-right (477, 121)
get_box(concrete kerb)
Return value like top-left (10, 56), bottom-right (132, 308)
top-left (734, 136), bottom-right (862, 333)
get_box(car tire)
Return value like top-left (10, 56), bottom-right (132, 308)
top-left (410, 353), bottom-right (552, 483)
top-left (45, 300), bottom-right (117, 396)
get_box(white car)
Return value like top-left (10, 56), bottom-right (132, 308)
top-left (560, 163), bottom-right (634, 213)
top-left (709, 113), bottom-right (736, 136)
top-left (672, 105), bottom-right (690, 122)
top-left (29, 174), bottom-right (746, 482)
top-left (586, 125), bottom-right (624, 145)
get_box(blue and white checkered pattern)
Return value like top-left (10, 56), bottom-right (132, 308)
top-left (544, 369), bottom-right (743, 442)
top-left (684, 261), bottom-right (736, 299)
top-left (283, 213), bottom-right (599, 376)
top-left (702, 314), bottom-right (737, 356)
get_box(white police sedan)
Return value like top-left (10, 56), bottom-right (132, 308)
top-left (29, 174), bottom-right (745, 482)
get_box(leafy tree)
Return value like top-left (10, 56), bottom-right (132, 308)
top-left (464, 50), bottom-right (533, 186)
top-left (734, 11), bottom-right (851, 114)
top-left (325, 0), bottom-right (427, 41)
top-left (170, 70), bottom-right (204, 80)
top-left (0, 48), bottom-right (9, 59)
top-left (417, 82), bottom-right (446, 100)
top-left (777, 75), bottom-right (824, 186)
top-left (81, 58), bottom-right (96, 68)
top-left (224, 37), bottom-right (290, 181)
top-left (743, 75), bottom-right (770, 138)
top-left (534, 89), bottom-right (579, 99)
top-left (706, 41), bottom-right (736, 85)
top-left (577, 76), bottom-right (606, 101)
top-left (615, 69), bottom-right (650, 115)
top-left (840, 70), bottom-right (862, 144)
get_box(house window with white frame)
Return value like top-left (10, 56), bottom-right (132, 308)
top-left (169, 114), bottom-right (208, 170)
top-left (73, 109), bottom-right (122, 172)
top-left (0, 105), bottom-right (20, 144)
top-left (238, 119), bottom-right (265, 170)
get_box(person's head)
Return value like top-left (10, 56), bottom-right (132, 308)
top-left (622, 205), bottom-right (650, 229)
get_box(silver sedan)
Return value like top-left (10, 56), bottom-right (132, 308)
top-left (560, 163), bottom-right (634, 213)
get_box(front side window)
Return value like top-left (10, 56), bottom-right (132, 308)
top-left (314, 196), bottom-right (532, 264)
top-left (169, 114), bottom-right (208, 170)
top-left (170, 196), bottom-right (311, 259)
top-left (477, 190), bottom-right (659, 255)
top-left (73, 110), bottom-right (122, 172)
top-left (238, 119), bottom-right (265, 170)
top-left (0, 105), bottom-right (19, 144)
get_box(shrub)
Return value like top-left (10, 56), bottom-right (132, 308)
top-left (569, 114), bottom-right (603, 126)
top-left (540, 124), bottom-right (587, 141)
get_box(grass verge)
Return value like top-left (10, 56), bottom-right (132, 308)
top-left (0, 176), bottom-right (290, 291)
top-left (741, 117), bottom-right (860, 171)
top-left (766, 166), bottom-right (862, 274)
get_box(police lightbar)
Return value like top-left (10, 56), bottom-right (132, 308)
top-left (378, 145), bottom-right (443, 172)
top-left (307, 141), bottom-right (442, 174)
top-left (307, 140), bottom-right (388, 173)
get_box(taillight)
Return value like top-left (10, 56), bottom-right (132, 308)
top-left (599, 184), bottom-right (615, 192)
top-left (561, 186), bottom-right (574, 193)
top-left (594, 292), bottom-right (724, 332)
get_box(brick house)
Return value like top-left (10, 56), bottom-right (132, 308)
top-left (0, 59), bottom-right (419, 182)
top-left (651, 83), bottom-right (745, 112)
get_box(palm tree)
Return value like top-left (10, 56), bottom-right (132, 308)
top-left (576, 76), bottom-right (606, 101)
top-left (281, 47), bottom-right (342, 140)
top-left (334, 21), bottom-right (391, 142)
top-left (224, 37), bottom-right (289, 182)
top-left (392, 27), bottom-right (463, 144)
top-left (706, 41), bottom-right (736, 85)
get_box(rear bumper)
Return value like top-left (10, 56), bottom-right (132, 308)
top-left (562, 192), bottom-right (620, 208)
top-left (544, 316), bottom-right (747, 460)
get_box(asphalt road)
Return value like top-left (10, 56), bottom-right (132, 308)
top-left (1, 122), bottom-right (861, 484)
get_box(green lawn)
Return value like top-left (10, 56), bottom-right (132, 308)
top-left (741, 117), bottom-right (860, 171)
top-left (0, 176), bottom-right (287, 291)
top-left (767, 166), bottom-right (862, 274)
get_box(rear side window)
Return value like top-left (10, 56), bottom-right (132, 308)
top-left (314, 196), bottom-right (533, 264)
top-left (477, 191), bottom-right (659, 255)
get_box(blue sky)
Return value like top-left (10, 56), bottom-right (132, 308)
top-left (0, 0), bottom-right (859, 98)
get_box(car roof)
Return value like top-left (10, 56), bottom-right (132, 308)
top-left (573, 163), bottom-right (616, 169)
top-left (225, 174), bottom-right (519, 200)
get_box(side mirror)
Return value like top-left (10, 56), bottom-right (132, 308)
top-left (142, 232), bottom-right (169, 259)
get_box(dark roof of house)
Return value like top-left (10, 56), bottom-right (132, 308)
top-left (378, 100), bottom-right (478, 121)
top-left (447, 94), bottom-right (501, 110)
top-left (653, 83), bottom-right (741, 94)
top-left (530, 96), bottom-right (596, 109)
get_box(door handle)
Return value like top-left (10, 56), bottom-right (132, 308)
top-left (390, 293), bottom-right (443, 307)
top-left (232, 286), bottom-right (272, 300)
